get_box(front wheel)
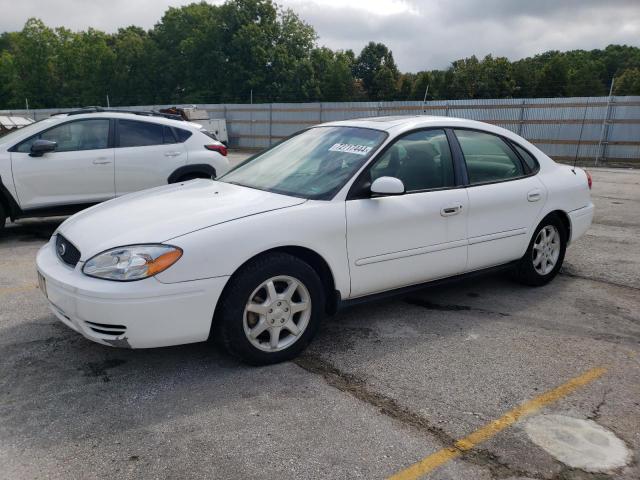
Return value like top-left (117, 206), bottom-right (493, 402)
top-left (215, 253), bottom-right (325, 365)
top-left (0, 203), bottom-right (6, 234)
top-left (513, 215), bottom-right (567, 286)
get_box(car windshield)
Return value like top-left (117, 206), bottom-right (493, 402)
top-left (0, 117), bottom-right (59, 143)
top-left (220, 126), bottom-right (387, 199)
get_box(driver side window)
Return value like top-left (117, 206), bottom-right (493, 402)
top-left (369, 129), bottom-right (455, 192)
top-left (16, 119), bottom-right (110, 153)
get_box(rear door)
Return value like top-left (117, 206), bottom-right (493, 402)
top-left (114, 119), bottom-right (187, 196)
top-left (453, 129), bottom-right (547, 271)
top-left (10, 118), bottom-right (114, 209)
top-left (346, 129), bottom-right (468, 297)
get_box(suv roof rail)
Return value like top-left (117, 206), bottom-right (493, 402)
top-left (57, 107), bottom-right (184, 121)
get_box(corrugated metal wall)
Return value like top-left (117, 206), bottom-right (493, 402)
top-left (2, 96), bottom-right (639, 165)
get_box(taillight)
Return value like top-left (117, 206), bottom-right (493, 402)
top-left (205, 144), bottom-right (227, 156)
top-left (586, 170), bottom-right (592, 190)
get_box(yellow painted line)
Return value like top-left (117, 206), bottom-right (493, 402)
top-left (388, 367), bottom-right (607, 480)
top-left (0, 284), bottom-right (38, 295)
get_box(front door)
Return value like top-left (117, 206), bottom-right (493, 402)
top-left (10, 118), bottom-right (115, 209)
top-left (346, 129), bottom-right (468, 297)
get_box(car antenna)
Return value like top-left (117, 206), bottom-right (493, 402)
top-left (572, 99), bottom-right (589, 173)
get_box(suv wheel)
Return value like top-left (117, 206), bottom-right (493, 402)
top-left (178, 172), bottom-right (214, 182)
top-left (215, 253), bottom-right (325, 365)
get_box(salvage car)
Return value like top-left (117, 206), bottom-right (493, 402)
top-left (36, 116), bottom-right (594, 364)
top-left (0, 107), bottom-right (230, 232)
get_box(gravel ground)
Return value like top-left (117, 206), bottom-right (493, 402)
top-left (1, 162), bottom-right (638, 480)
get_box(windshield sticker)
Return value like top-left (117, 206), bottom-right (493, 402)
top-left (329, 143), bottom-right (372, 155)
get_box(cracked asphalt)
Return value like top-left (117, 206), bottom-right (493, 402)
top-left (1, 160), bottom-right (639, 479)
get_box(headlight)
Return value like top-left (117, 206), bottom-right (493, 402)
top-left (82, 245), bottom-right (183, 281)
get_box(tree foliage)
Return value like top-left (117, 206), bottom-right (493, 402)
top-left (0, 1), bottom-right (639, 108)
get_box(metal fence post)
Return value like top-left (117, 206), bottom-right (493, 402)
top-left (268, 103), bottom-right (273, 146)
top-left (517, 99), bottom-right (526, 136)
top-left (595, 96), bottom-right (615, 167)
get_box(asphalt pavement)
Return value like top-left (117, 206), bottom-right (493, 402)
top-left (1, 161), bottom-right (638, 479)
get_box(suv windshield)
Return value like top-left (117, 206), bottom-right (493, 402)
top-left (220, 126), bottom-right (386, 199)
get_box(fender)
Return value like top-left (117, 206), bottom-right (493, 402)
top-left (167, 164), bottom-right (217, 184)
top-left (0, 175), bottom-right (21, 219)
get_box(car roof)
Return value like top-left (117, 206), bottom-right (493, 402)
top-left (52, 111), bottom-right (203, 130)
top-left (320, 115), bottom-right (496, 132)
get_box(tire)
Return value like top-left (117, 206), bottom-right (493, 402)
top-left (178, 173), bottom-right (212, 182)
top-left (0, 203), bottom-right (6, 234)
top-left (513, 214), bottom-right (567, 286)
top-left (215, 252), bottom-right (325, 365)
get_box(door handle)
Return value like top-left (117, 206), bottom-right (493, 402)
top-left (527, 189), bottom-right (542, 202)
top-left (440, 204), bottom-right (463, 217)
top-left (92, 158), bottom-right (112, 165)
top-left (165, 151), bottom-right (182, 157)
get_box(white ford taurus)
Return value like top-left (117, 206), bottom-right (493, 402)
top-left (36, 116), bottom-right (594, 364)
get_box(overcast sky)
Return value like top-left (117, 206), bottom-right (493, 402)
top-left (1, 0), bottom-right (639, 71)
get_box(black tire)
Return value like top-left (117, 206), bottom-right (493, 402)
top-left (215, 252), bottom-right (325, 365)
top-left (0, 203), bottom-right (6, 234)
top-left (513, 214), bottom-right (567, 286)
top-left (178, 173), bottom-right (212, 182)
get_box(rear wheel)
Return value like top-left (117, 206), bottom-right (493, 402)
top-left (215, 253), bottom-right (325, 365)
top-left (177, 172), bottom-right (213, 182)
top-left (513, 214), bottom-right (567, 286)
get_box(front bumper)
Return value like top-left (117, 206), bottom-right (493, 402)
top-left (36, 238), bottom-right (229, 348)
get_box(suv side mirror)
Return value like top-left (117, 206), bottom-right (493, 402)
top-left (30, 139), bottom-right (57, 157)
top-left (370, 176), bottom-right (405, 196)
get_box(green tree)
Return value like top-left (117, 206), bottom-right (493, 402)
top-left (614, 68), bottom-right (640, 95)
top-left (11, 18), bottom-right (60, 107)
top-left (354, 42), bottom-right (399, 99)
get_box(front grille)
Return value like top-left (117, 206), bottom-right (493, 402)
top-left (56, 234), bottom-right (81, 267)
top-left (85, 321), bottom-right (127, 337)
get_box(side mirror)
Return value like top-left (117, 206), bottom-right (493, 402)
top-left (370, 176), bottom-right (405, 196)
top-left (30, 139), bottom-right (57, 157)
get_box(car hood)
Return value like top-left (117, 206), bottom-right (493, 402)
top-left (57, 180), bottom-right (306, 260)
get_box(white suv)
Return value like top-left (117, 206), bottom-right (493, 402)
top-left (0, 108), bottom-right (231, 232)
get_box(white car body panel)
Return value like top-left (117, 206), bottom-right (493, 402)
top-left (35, 115), bottom-right (594, 349)
top-left (58, 180), bottom-right (306, 260)
top-left (465, 175), bottom-right (546, 271)
top-left (115, 142), bottom-right (188, 196)
top-left (11, 147), bottom-right (116, 208)
top-left (346, 188), bottom-right (469, 296)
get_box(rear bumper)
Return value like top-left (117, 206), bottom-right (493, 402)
top-left (36, 238), bottom-right (229, 348)
top-left (568, 203), bottom-right (594, 243)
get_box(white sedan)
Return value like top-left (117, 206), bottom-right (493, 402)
top-left (36, 116), bottom-right (594, 364)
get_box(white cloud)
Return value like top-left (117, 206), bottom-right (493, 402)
top-left (0, 0), bottom-right (638, 71)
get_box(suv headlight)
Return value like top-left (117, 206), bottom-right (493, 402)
top-left (82, 245), bottom-right (183, 281)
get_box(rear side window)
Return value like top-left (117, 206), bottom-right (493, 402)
top-left (163, 126), bottom-right (177, 144)
top-left (118, 120), bottom-right (163, 147)
top-left (175, 128), bottom-right (192, 142)
top-left (201, 129), bottom-right (218, 141)
top-left (454, 130), bottom-right (524, 184)
top-left (512, 143), bottom-right (539, 172)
